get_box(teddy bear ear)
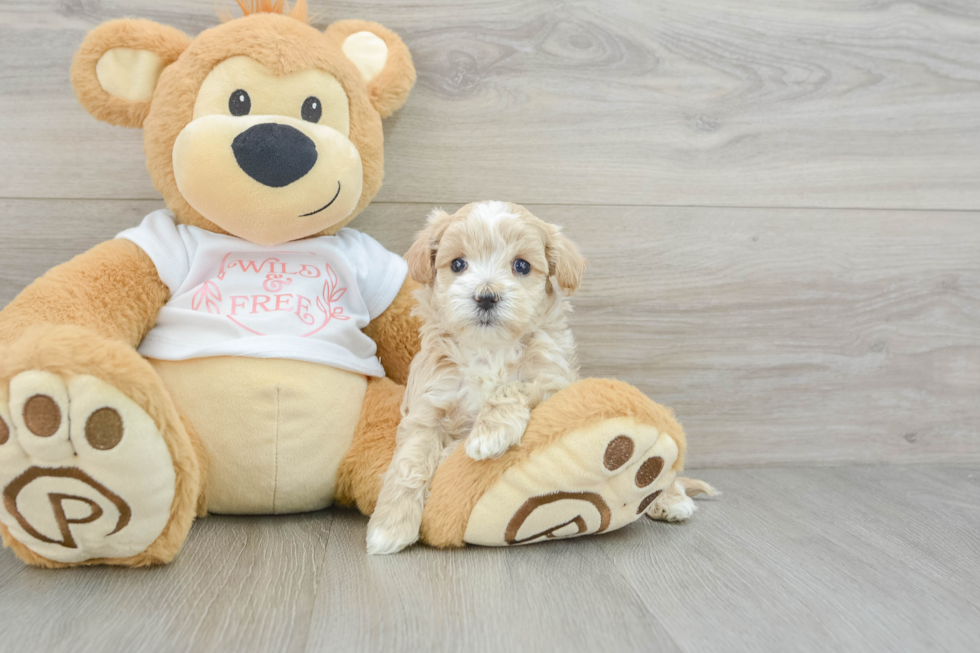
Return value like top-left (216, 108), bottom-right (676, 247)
top-left (326, 20), bottom-right (417, 119)
top-left (71, 19), bottom-right (190, 128)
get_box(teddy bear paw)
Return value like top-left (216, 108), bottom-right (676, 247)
top-left (462, 417), bottom-right (681, 546)
top-left (0, 371), bottom-right (176, 564)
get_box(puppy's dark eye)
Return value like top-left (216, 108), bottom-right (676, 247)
top-left (451, 258), bottom-right (467, 273)
top-left (229, 89), bottom-right (251, 116)
top-left (513, 259), bottom-right (531, 275)
top-left (302, 96), bottom-right (322, 123)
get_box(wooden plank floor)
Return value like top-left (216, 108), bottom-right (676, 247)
top-left (0, 465), bottom-right (977, 653)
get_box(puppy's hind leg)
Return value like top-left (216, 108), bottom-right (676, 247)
top-left (366, 412), bottom-right (444, 555)
top-left (646, 477), bottom-right (720, 523)
top-left (676, 476), bottom-right (719, 498)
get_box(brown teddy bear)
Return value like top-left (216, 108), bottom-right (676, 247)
top-left (0, 1), bottom-right (698, 567)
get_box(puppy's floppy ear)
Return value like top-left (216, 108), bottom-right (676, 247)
top-left (71, 19), bottom-right (190, 128)
top-left (406, 209), bottom-right (453, 285)
top-left (546, 225), bottom-right (587, 294)
top-left (326, 20), bottom-right (416, 119)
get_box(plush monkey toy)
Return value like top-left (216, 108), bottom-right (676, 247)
top-left (0, 1), bottom-right (692, 567)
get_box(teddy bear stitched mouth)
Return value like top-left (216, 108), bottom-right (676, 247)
top-left (299, 181), bottom-right (342, 217)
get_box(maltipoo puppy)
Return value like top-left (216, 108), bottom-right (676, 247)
top-left (366, 201), bottom-right (586, 555)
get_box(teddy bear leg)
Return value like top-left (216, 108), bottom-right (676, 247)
top-left (0, 325), bottom-right (203, 567)
top-left (334, 376), bottom-right (403, 516)
top-left (420, 378), bottom-right (692, 548)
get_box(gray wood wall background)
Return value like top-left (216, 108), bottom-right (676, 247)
top-left (1, 0), bottom-right (978, 468)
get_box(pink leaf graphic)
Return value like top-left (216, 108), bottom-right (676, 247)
top-left (191, 281), bottom-right (222, 314)
top-left (299, 264), bottom-right (349, 337)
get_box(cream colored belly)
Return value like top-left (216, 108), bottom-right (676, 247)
top-left (151, 357), bottom-right (366, 515)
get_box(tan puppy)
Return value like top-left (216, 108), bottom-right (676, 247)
top-left (367, 201), bottom-right (586, 554)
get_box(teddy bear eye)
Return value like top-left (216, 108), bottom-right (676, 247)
top-left (302, 96), bottom-right (322, 123)
top-left (451, 258), bottom-right (467, 273)
top-left (228, 89), bottom-right (251, 116)
top-left (513, 259), bottom-right (531, 275)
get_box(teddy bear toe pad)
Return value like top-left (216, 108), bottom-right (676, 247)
top-left (463, 417), bottom-right (678, 546)
top-left (0, 372), bottom-right (175, 563)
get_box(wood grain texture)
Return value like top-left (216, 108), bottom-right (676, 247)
top-left (0, 465), bottom-right (978, 652)
top-left (2, 199), bottom-right (977, 467)
top-left (0, 514), bottom-right (331, 653)
top-left (595, 464), bottom-right (980, 653)
top-left (2, 0), bottom-right (980, 208)
top-left (304, 514), bottom-right (680, 653)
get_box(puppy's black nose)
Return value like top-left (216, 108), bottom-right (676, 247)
top-left (475, 293), bottom-right (498, 311)
top-left (232, 123), bottom-right (317, 188)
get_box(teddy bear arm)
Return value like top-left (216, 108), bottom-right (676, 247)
top-left (0, 238), bottom-right (169, 346)
top-left (362, 276), bottom-right (423, 386)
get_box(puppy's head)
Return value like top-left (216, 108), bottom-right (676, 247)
top-left (406, 201), bottom-right (586, 334)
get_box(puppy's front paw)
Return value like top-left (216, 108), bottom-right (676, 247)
top-left (366, 513), bottom-right (420, 555)
top-left (465, 415), bottom-right (527, 461)
top-left (465, 433), bottom-right (508, 461)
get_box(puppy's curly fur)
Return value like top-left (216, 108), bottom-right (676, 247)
top-left (367, 201), bottom-right (586, 555)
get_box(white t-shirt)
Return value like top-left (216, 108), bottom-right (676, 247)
top-left (117, 210), bottom-right (407, 377)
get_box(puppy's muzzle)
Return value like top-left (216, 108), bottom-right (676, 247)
top-left (232, 123), bottom-right (318, 188)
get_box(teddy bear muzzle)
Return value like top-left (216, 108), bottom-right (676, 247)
top-left (172, 113), bottom-right (364, 246)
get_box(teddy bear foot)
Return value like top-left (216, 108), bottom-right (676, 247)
top-left (418, 379), bottom-right (703, 549)
top-left (462, 416), bottom-right (680, 545)
top-left (0, 326), bottom-right (202, 567)
top-left (0, 372), bottom-right (176, 564)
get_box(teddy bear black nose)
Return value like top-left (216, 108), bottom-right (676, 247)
top-left (232, 123), bottom-right (318, 188)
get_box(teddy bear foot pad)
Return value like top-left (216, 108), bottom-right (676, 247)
top-left (0, 372), bottom-right (176, 563)
top-left (464, 417), bottom-right (678, 546)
